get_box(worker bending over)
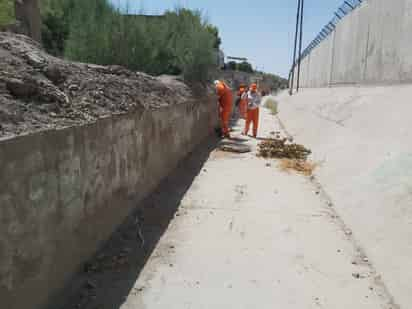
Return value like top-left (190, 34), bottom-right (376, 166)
top-left (214, 80), bottom-right (233, 138)
top-left (243, 83), bottom-right (261, 138)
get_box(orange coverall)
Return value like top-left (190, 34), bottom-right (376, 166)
top-left (245, 108), bottom-right (259, 137)
top-left (216, 81), bottom-right (233, 137)
top-left (237, 87), bottom-right (247, 119)
top-left (244, 89), bottom-right (261, 137)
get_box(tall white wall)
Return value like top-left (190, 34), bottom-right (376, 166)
top-left (296, 0), bottom-right (412, 87)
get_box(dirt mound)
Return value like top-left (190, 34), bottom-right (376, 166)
top-left (0, 32), bottom-right (197, 138)
top-left (257, 137), bottom-right (311, 160)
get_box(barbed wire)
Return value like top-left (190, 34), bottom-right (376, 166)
top-left (296, 0), bottom-right (364, 64)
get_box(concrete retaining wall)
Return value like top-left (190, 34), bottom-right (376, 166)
top-left (294, 0), bottom-right (412, 87)
top-left (0, 97), bottom-right (217, 309)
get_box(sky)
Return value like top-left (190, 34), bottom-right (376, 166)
top-left (109, 0), bottom-right (344, 77)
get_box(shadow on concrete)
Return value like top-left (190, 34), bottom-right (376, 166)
top-left (50, 137), bottom-right (218, 309)
top-left (230, 103), bottom-right (241, 128)
top-left (226, 136), bottom-right (249, 143)
top-left (254, 136), bottom-right (285, 142)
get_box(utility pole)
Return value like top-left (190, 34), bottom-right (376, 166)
top-left (296, 0), bottom-right (305, 92)
top-left (289, 0), bottom-right (301, 95)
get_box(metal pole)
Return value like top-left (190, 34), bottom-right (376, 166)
top-left (289, 0), bottom-right (301, 95)
top-left (296, 0), bottom-right (305, 92)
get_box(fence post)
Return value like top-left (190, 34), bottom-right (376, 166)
top-left (289, 0), bottom-right (301, 95)
top-left (296, 0), bottom-right (305, 92)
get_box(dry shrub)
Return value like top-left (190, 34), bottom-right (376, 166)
top-left (258, 138), bottom-right (311, 160)
top-left (258, 137), bottom-right (317, 176)
top-left (279, 159), bottom-right (319, 176)
top-left (263, 96), bottom-right (279, 115)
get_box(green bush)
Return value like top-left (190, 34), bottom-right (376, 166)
top-left (41, 0), bottom-right (218, 83)
top-left (225, 60), bottom-right (254, 73)
top-left (237, 61), bottom-right (254, 73)
top-left (162, 9), bottom-right (217, 83)
top-left (64, 0), bottom-right (116, 64)
top-left (0, 0), bottom-right (15, 27)
top-left (41, 0), bottom-right (74, 56)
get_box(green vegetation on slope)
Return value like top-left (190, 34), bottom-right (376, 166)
top-left (40, 0), bottom-right (219, 83)
top-left (0, 0), bottom-right (15, 27)
top-left (225, 62), bottom-right (288, 91)
top-left (227, 61), bottom-right (254, 73)
top-left (260, 72), bottom-right (288, 91)
top-left (40, 0), bottom-right (73, 56)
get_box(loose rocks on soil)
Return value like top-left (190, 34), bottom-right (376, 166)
top-left (0, 32), bottom-right (202, 138)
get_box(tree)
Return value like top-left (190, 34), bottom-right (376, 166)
top-left (237, 61), bottom-right (254, 73)
top-left (48, 1), bottom-right (218, 83)
top-left (206, 25), bottom-right (221, 49)
top-left (227, 61), bottom-right (237, 71)
top-left (0, 0), bottom-right (15, 27)
top-left (41, 0), bottom-right (74, 56)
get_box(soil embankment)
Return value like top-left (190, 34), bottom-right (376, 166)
top-left (0, 32), bottom-right (195, 138)
top-left (0, 32), bottom-right (217, 309)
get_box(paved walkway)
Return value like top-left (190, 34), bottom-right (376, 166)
top-left (119, 107), bottom-right (394, 309)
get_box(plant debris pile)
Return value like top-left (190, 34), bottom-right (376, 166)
top-left (258, 137), bottom-right (312, 160)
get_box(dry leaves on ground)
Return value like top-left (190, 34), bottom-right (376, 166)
top-left (258, 137), bottom-right (319, 175)
top-left (278, 158), bottom-right (319, 176)
top-left (257, 137), bottom-right (311, 160)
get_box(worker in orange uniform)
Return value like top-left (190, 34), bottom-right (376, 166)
top-left (237, 85), bottom-right (248, 119)
top-left (243, 83), bottom-right (261, 138)
top-left (214, 80), bottom-right (233, 138)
